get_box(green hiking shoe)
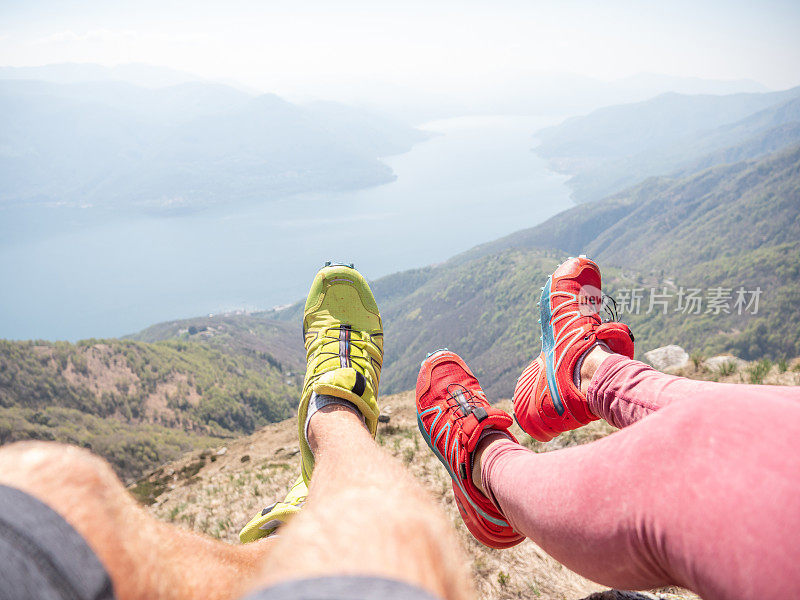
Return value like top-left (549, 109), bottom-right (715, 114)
top-left (298, 262), bottom-right (383, 483)
top-left (239, 474), bottom-right (308, 543)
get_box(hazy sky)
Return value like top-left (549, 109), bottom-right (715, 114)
top-left (2, 0), bottom-right (800, 94)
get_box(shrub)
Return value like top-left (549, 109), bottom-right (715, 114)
top-left (748, 359), bottom-right (772, 384)
top-left (718, 360), bottom-right (738, 377)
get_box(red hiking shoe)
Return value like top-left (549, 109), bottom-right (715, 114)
top-left (416, 350), bottom-right (524, 549)
top-left (513, 256), bottom-right (634, 442)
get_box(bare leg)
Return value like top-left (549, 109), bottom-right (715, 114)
top-left (0, 441), bottom-right (272, 600)
top-left (248, 404), bottom-right (473, 600)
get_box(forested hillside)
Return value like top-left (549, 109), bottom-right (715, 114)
top-left (0, 338), bottom-right (300, 478)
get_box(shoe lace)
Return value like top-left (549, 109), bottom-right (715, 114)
top-left (577, 294), bottom-right (620, 342)
top-left (443, 383), bottom-right (485, 422)
top-left (306, 325), bottom-right (381, 386)
top-left (600, 293), bottom-right (619, 323)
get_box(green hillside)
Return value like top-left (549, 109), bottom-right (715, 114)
top-left (129, 313), bottom-right (305, 374)
top-left (473, 143), bottom-right (800, 266)
top-left (0, 338), bottom-right (301, 479)
top-left (375, 251), bottom-right (560, 397)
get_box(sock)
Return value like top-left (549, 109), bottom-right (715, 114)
top-left (476, 428), bottom-right (514, 448)
top-left (573, 341), bottom-right (611, 390)
top-left (304, 392), bottom-right (366, 450)
top-left (470, 429), bottom-right (514, 488)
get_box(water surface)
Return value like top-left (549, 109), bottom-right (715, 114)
top-left (0, 115), bottom-right (572, 340)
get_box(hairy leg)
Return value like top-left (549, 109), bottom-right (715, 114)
top-left (476, 384), bottom-right (800, 599)
top-left (0, 441), bottom-right (272, 600)
top-left (248, 404), bottom-right (473, 600)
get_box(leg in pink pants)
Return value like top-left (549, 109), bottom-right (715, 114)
top-left (481, 355), bottom-right (800, 600)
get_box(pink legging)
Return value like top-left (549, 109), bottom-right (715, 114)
top-left (481, 355), bottom-right (800, 600)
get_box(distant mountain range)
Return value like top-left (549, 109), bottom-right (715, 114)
top-left (536, 86), bottom-right (800, 202)
top-left (0, 63), bottom-right (207, 89)
top-left (265, 71), bottom-right (771, 122)
top-left (1, 63), bottom-right (785, 213)
top-left (0, 61), bottom-right (771, 122)
top-left (0, 76), bottom-right (428, 212)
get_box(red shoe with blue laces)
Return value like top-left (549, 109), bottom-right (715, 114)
top-left (416, 350), bottom-right (524, 549)
top-left (513, 256), bottom-right (634, 442)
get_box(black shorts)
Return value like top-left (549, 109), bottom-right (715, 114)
top-left (0, 485), bottom-right (438, 600)
top-left (0, 484), bottom-right (115, 600)
top-left (241, 577), bottom-right (440, 600)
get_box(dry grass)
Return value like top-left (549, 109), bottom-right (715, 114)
top-left (672, 355), bottom-right (800, 386)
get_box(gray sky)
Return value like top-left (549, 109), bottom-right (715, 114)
top-left (2, 0), bottom-right (800, 95)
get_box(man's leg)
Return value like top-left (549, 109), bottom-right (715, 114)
top-left (243, 262), bottom-right (472, 599)
top-left (245, 404), bottom-right (473, 600)
top-left (476, 351), bottom-right (800, 600)
top-left (0, 414), bottom-right (473, 600)
top-left (0, 441), bottom-right (272, 600)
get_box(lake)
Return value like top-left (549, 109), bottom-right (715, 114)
top-left (0, 115), bottom-right (573, 340)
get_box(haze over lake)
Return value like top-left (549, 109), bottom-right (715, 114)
top-left (0, 115), bottom-right (572, 341)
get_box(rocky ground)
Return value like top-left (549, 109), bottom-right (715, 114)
top-left (645, 347), bottom-right (800, 385)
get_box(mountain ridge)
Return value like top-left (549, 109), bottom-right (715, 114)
top-left (0, 78), bottom-right (429, 211)
top-left (535, 86), bottom-right (800, 202)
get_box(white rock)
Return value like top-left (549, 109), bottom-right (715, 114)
top-left (216, 447), bottom-right (227, 456)
top-left (644, 345), bottom-right (689, 371)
